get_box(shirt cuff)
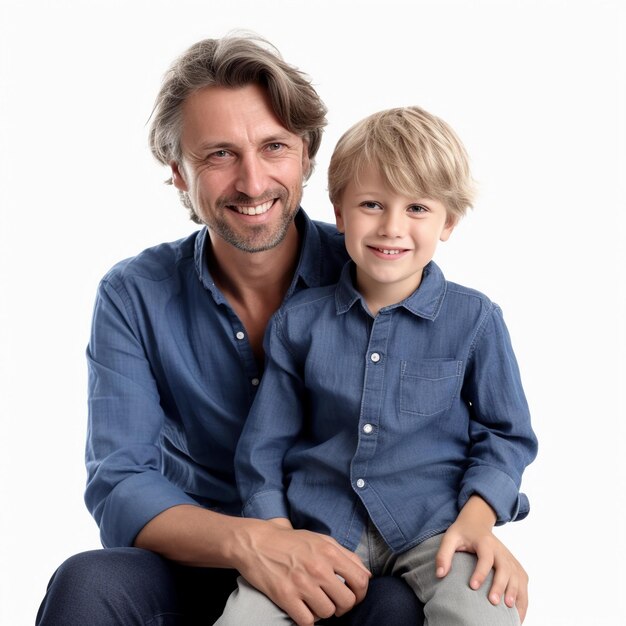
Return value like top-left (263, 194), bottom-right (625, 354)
top-left (458, 465), bottom-right (530, 524)
top-left (242, 490), bottom-right (290, 520)
top-left (98, 471), bottom-right (201, 547)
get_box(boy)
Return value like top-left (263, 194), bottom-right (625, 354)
top-left (217, 106), bottom-right (538, 625)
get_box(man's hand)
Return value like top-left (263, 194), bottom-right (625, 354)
top-left (232, 518), bottom-right (371, 626)
top-left (135, 506), bottom-right (370, 626)
top-left (434, 496), bottom-right (529, 623)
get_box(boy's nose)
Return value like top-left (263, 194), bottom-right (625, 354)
top-left (377, 211), bottom-right (404, 238)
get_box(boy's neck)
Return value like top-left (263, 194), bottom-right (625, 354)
top-left (356, 269), bottom-right (424, 317)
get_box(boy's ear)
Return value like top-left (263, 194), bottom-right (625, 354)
top-left (170, 162), bottom-right (188, 191)
top-left (333, 204), bottom-right (345, 233)
top-left (440, 216), bottom-right (457, 242)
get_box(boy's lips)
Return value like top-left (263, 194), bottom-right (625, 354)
top-left (367, 245), bottom-right (410, 257)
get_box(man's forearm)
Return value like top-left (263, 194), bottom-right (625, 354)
top-left (134, 504), bottom-right (254, 568)
top-left (133, 504), bottom-right (371, 624)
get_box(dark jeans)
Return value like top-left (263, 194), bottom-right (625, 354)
top-left (36, 548), bottom-right (425, 625)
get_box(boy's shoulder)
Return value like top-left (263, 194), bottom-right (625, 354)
top-left (445, 279), bottom-right (495, 307)
top-left (283, 282), bottom-right (338, 314)
top-left (439, 277), bottom-right (502, 330)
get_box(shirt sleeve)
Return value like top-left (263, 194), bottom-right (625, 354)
top-left (458, 305), bottom-right (539, 524)
top-left (85, 276), bottom-right (200, 548)
top-left (235, 311), bottom-right (304, 520)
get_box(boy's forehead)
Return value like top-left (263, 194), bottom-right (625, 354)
top-left (349, 161), bottom-right (451, 209)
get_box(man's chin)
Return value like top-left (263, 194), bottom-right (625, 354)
top-left (211, 221), bottom-right (292, 254)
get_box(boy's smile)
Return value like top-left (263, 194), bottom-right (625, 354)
top-left (335, 165), bottom-right (456, 315)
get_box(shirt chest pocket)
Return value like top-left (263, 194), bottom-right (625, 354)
top-left (400, 359), bottom-right (463, 417)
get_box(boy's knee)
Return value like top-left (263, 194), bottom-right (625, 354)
top-left (425, 553), bottom-right (519, 626)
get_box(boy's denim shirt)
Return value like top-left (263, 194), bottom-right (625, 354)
top-left (236, 261), bottom-right (538, 553)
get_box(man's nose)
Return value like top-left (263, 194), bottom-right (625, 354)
top-left (235, 153), bottom-right (267, 198)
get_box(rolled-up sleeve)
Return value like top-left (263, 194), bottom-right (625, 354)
top-left (458, 305), bottom-right (538, 523)
top-left (85, 277), bottom-right (198, 548)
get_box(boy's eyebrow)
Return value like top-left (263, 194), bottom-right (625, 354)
top-left (352, 190), bottom-right (436, 203)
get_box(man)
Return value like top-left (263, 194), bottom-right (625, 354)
top-left (37, 35), bottom-right (527, 625)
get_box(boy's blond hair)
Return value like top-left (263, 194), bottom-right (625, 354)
top-left (328, 106), bottom-right (475, 221)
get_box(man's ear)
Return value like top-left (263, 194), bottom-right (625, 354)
top-left (301, 139), bottom-right (311, 179)
top-left (170, 162), bottom-right (188, 191)
top-left (334, 204), bottom-right (345, 233)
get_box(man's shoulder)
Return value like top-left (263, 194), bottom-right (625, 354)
top-left (310, 218), bottom-right (343, 244)
top-left (309, 218), bottom-right (348, 262)
top-left (102, 230), bottom-right (201, 286)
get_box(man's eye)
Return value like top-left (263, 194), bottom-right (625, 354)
top-left (267, 143), bottom-right (285, 152)
top-left (211, 150), bottom-right (230, 158)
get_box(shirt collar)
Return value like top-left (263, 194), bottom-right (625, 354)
top-left (193, 209), bottom-right (321, 302)
top-left (335, 260), bottom-right (447, 320)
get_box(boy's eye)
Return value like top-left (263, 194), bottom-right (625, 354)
top-left (361, 201), bottom-right (382, 210)
top-left (408, 204), bottom-right (427, 214)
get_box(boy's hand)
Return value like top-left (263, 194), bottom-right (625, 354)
top-left (435, 495), bottom-right (529, 623)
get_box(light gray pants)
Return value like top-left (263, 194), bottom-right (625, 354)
top-left (214, 524), bottom-right (520, 626)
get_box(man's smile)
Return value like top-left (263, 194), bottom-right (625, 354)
top-left (226, 199), bottom-right (275, 216)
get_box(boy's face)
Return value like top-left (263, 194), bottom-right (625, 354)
top-left (334, 164), bottom-right (455, 308)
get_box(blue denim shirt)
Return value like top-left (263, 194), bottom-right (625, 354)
top-left (236, 261), bottom-right (538, 554)
top-left (84, 210), bottom-right (348, 548)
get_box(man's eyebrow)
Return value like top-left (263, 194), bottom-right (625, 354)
top-left (259, 131), bottom-right (295, 143)
top-left (197, 132), bottom-right (296, 152)
top-left (197, 141), bottom-right (237, 152)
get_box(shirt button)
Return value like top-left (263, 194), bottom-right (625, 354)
top-left (356, 478), bottom-right (366, 489)
top-left (235, 331), bottom-right (245, 340)
top-left (370, 352), bottom-right (381, 363)
top-left (251, 378), bottom-right (260, 386)
top-left (363, 424), bottom-right (373, 434)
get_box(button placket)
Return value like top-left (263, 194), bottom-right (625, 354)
top-left (352, 312), bottom-right (392, 500)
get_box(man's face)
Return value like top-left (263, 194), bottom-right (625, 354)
top-left (171, 84), bottom-right (310, 253)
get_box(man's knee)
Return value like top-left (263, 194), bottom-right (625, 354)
top-left (36, 548), bottom-right (174, 625)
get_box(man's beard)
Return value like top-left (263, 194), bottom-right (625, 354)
top-left (205, 188), bottom-right (300, 253)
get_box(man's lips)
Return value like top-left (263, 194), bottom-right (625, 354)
top-left (225, 199), bottom-right (275, 215)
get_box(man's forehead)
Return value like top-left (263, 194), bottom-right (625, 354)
top-left (179, 84), bottom-right (296, 149)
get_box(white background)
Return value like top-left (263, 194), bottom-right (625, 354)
top-left (1, 1), bottom-right (624, 624)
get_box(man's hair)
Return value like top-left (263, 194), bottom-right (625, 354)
top-left (148, 34), bottom-right (327, 223)
top-left (328, 106), bottom-right (475, 221)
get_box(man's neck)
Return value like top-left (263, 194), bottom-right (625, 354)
top-left (208, 223), bottom-right (300, 364)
